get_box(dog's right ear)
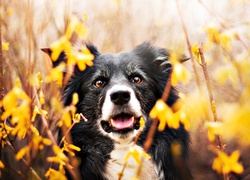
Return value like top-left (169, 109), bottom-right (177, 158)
top-left (85, 43), bottom-right (100, 57)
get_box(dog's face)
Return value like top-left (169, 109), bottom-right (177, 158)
top-left (58, 43), bottom-right (178, 143)
top-left (44, 42), bottom-right (190, 179)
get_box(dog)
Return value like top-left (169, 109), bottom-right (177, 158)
top-left (45, 42), bottom-right (191, 180)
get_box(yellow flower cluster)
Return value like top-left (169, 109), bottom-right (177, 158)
top-left (0, 79), bottom-right (31, 138)
top-left (149, 99), bottom-right (190, 131)
top-left (46, 141), bottom-right (81, 179)
top-left (52, 92), bottom-right (80, 128)
top-left (46, 15), bottom-right (94, 87)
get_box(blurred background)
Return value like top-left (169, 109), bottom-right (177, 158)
top-left (1, 0), bottom-right (250, 179)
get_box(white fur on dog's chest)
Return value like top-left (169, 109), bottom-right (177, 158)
top-left (105, 143), bottom-right (158, 180)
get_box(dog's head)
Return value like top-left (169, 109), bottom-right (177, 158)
top-left (44, 42), bottom-right (185, 144)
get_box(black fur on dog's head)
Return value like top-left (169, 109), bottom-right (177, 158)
top-left (44, 42), bottom-right (190, 179)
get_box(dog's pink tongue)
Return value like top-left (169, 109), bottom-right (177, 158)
top-left (111, 117), bottom-right (134, 130)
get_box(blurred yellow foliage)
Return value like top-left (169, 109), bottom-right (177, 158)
top-left (214, 64), bottom-right (239, 86)
top-left (205, 26), bottom-right (233, 51)
top-left (46, 62), bottom-right (66, 87)
top-left (171, 63), bottom-right (191, 86)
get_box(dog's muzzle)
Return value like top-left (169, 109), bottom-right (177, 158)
top-left (101, 87), bottom-right (142, 134)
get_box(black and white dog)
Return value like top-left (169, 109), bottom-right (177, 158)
top-left (46, 42), bottom-right (190, 180)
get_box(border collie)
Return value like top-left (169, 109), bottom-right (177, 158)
top-left (46, 42), bottom-right (190, 180)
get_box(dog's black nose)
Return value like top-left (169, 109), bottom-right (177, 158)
top-left (110, 91), bottom-right (130, 105)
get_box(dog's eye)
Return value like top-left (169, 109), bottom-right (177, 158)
top-left (94, 80), bottom-right (105, 88)
top-left (131, 76), bottom-right (142, 84)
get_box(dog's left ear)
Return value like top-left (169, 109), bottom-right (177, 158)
top-left (41, 48), bottom-right (67, 68)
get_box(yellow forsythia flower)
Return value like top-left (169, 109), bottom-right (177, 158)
top-left (205, 122), bottom-right (223, 142)
top-left (0, 122), bottom-right (13, 147)
top-left (46, 62), bottom-right (66, 87)
top-left (47, 145), bottom-right (69, 165)
top-left (206, 26), bottom-right (220, 43)
top-left (73, 113), bottom-right (81, 123)
top-left (39, 90), bottom-right (45, 105)
top-left (45, 168), bottom-right (67, 180)
top-left (139, 117), bottom-right (145, 130)
top-left (124, 146), bottom-right (151, 165)
top-left (72, 93), bottom-right (79, 105)
top-left (62, 140), bottom-right (81, 156)
top-left (16, 146), bottom-right (29, 160)
top-left (150, 99), bottom-right (175, 130)
top-left (29, 72), bottom-right (43, 89)
top-left (2, 42), bottom-right (9, 51)
top-left (213, 151), bottom-right (243, 174)
top-left (191, 43), bottom-right (200, 64)
top-left (31, 105), bottom-right (48, 122)
top-left (0, 160), bottom-right (5, 168)
top-left (75, 47), bottom-right (94, 71)
top-left (50, 36), bottom-right (71, 61)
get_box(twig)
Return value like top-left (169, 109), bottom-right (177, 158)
top-left (198, 43), bottom-right (228, 180)
top-left (176, 0), bottom-right (202, 92)
top-left (6, 140), bottom-right (41, 180)
top-left (32, 87), bottom-right (80, 180)
top-left (58, 120), bottom-right (77, 147)
top-left (143, 69), bottom-right (173, 153)
top-left (198, 43), bottom-right (223, 147)
top-left (0, 0), bottom-right (4, 177)
top-left (0, 0), bottom-right (4, 100)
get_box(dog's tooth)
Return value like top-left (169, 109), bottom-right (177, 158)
top-left (110, 119), bottom-right (114, 126)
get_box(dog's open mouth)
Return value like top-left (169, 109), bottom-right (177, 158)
top-left (101, 113), bottom-right (141, 133)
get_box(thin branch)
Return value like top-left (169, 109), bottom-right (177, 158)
top-left (176, 0), bottom-right (202, 92)
top-left (198, 43), bottom-right (228, 180)
top-left (0, 0), bottom-right (4, 100)
top-left (6, 140), bottom-right (41, 180)
top-left (143, 69), bottom-right (173, 153)
top-left (0, 0), bottom-right (4, 177)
